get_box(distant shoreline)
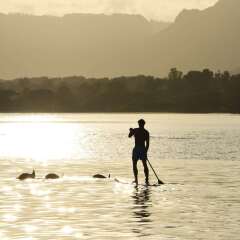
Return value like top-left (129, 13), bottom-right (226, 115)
top-left (1, 69), bottom-right (240, 113)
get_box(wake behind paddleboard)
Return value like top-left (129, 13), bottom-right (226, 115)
top-left (114, 178), bottom-right (161, 187)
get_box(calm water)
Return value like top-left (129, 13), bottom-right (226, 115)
top-left (0, 113), bottom-right (239, 240)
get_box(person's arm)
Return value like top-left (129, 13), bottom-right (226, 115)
top-left (145, 131), bottom-right (150, 152)
top-left (128, 128), bottom-right (135, 138)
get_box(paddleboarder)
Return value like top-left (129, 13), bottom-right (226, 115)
top-left (129, 119), bottom-right (149, 185)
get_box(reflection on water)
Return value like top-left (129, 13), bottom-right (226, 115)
top-left (131, 187), bottom-right (152, 238)
top-left (132, 187), bottom-right (152, 222)
top-left (0, 113), bottom-right (239, 239)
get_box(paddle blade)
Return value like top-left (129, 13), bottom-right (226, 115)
top-left (158, 179), bottom-right (164, 185)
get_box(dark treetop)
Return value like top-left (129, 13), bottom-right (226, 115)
top-left (0, 68), bottom-right (240, 113)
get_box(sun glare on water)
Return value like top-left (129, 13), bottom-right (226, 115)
top-left (0, 114), bottom-right (88, 162)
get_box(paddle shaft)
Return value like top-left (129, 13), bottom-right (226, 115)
top-left (147, 159), bottom-right (164, 184)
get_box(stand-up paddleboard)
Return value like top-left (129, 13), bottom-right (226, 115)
top-left (114, 178), bottom-right (161, 187)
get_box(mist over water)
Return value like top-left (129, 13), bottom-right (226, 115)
top-left (0, 113), bottom-right (239, 239)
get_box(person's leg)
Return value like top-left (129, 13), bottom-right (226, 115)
top-left (132, 159), bottom-right (138, 185)
top-left (142, 160), bottom-right (149, 185)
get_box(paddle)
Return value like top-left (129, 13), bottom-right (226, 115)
top-left (147, 159), bottom-right (164, 185)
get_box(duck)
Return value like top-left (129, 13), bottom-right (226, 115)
top-left (93, 174), bottom-right (110, 179)
top-left (17, 170), bottom-right (35, 181)
top-left (45, 173), bottom-right (60, 179)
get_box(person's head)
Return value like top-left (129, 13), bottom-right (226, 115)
top-left (138, 119), bottom-right (145, 128)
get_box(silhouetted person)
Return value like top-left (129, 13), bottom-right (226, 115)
top-left (129, 119), bottom-right (149, 185)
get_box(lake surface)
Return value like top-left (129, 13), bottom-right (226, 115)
top-left (0, 113), bottom-right (239, 240)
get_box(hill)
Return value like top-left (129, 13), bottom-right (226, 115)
top-left (148, 0), bottom-right (240, 75)
top-left (0, 13), bottom-right (170, 79)
top-left (0, 0), bottom-right (239, 78)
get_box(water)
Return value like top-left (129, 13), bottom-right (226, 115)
top-left (0, 113), bottom-right (239, 240)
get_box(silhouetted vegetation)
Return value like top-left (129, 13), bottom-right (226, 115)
top-left (0, 68), bottom-right (240, 113)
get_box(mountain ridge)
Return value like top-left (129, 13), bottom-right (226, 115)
top-left (0, 13), bottom-right (170, 79)
top-left (0, 0), bottom-right (239, 79)
top-left (147, 0), bottom-right (240, 75)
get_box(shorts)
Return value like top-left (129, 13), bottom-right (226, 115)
top-left (132, 147), bottom-right (148, 161)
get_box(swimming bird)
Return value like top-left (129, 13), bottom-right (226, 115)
top-left (93, 174), bottom-right (110, 179)
top-left (17, 170), bottom-right (35, 181)
top-left (45, 173), bottom-right (60, 179)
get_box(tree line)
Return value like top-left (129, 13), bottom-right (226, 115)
top-left (0, 68), bottom-right (240, 113)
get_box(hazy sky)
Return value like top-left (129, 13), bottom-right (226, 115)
top-left (0, 0), bottom-right (219, 21)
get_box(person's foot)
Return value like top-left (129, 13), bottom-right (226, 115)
top-left (145, 179), bottom-right (149, 185)
top-left (132, 180), bottom-right (138, 186)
